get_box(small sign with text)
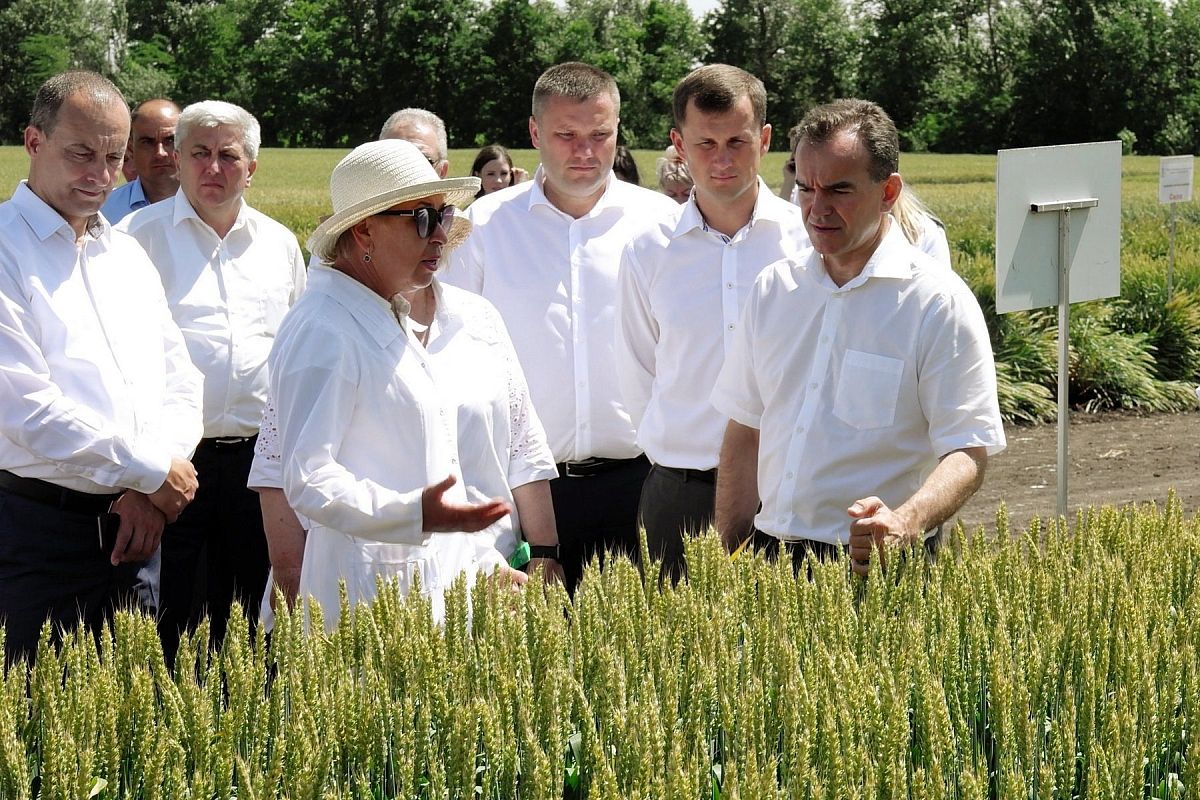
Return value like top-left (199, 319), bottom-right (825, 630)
top-left (1159, 155), bottom-right (1194, 204)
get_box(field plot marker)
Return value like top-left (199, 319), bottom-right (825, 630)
top-left (995, 141), bottom-right (1121, 519)
top-left (1158, 155), bottom-right (1194, 299)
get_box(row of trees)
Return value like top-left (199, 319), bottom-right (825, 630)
top-left (0, 0), bottom-right (1198, 154)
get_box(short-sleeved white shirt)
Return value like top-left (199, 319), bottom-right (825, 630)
top-left (711, 223), bottom-right (1005, 544)
top-left (615, 179), bottom-right (809, 469)
top-left (444, 168), bottom-right (678, 462)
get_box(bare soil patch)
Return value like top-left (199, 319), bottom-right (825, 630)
top-left (955, 410), bottom-right (1200, 533)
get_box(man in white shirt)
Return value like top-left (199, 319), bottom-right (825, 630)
top-left (0, 71), bottom-right (202, 665)
top-left (445, 63), bottom-right (677, 590)
top-left (101, 98), bottom-right (180, 223)
top-left (712, 99), bottom-right (1005, 576)
top-left (119, 100), bottom-right (306, 663)
top-left (616, 65), bottom-right (807, 580)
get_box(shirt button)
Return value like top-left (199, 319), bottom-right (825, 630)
top-left (785, 472), bottom-right (794, 479)
top-left (727, 324), bottom-right (735, 330)
top-left (809, 382), bottom-right (818, 389)
top-left (726, 282), bottom-right (733, 289)
top-left (797, 426), bottom-right (805, 434)
top-left (450, 457), bottom-right (458, 465)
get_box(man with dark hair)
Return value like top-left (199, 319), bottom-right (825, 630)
top-left (102, 98), bottom-right (180, 222)
top-left (713, 99), bottom-right (1004, 575)
top-left (615, 64), bottom-right (808, 579)
top-left (445, 62), bottom-right (677, 590)
top-left (0, 71), bottom-right (202, 664)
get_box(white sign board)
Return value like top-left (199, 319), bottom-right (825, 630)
top-left (1160, 155), bottom-right (1194, 204)
top-left (995, 141), bottom-right (1121, 314)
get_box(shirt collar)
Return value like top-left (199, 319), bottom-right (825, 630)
top-left (11, 180), bottom-right (106, 243)
top-left (527, 165), bottom-right (619, 219)
top-left (806, 218), bottom-right (915, 291)
top-left (311, 264), bottom-right (407, 349)
top-left (670, 177), bottom-right (783, 241)
top-left (126, 178), bottom-right (148, 208)
top-left (171, 187), bottom-right (250, 235)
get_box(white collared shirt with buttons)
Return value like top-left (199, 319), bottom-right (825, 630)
top-left (0, 181), bottom-right (203, 494)
top-left (268, 266), bottom-right (493, 625)
top-left (616, 178), bottom-right (809, 470)
top-left (444, 168), bottom-right (679, 463)
top-left (118, 189), bottom-right (306, 439)
top-left (711, 223), bottom-right (1005, 545)
top-left (250, 273), bottom-right (557, 568)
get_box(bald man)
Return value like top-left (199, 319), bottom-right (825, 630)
top-left (102, 98), bottom-right (180, 222)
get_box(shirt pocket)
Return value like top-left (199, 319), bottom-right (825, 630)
top-left (833, 349), bottom-right (905, 431)
top-left (356, 544), bottom-right (442, 601)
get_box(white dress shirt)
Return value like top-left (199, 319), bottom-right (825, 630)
top-left (444, 168), bottom-right (678, 462)
top-left (250, 276), bottom-right (556, 555)
top-left (616, 179), bottom-right (809, 469)
top-left (100, 178), bottom-right (149, 224)
top-left (118, 190), bottom-right (306, 438)
top-left (711, 222), bottom-right (1005, 544)
top-left (0, 182), bottom-right (203, 494)
top-left (269, 267), bottom-right (551, 625)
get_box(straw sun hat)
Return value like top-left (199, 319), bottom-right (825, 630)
top-left (307, 139), bottom-right (481, 262)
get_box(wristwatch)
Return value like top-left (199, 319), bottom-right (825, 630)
top-left (529, 544), bottom-right (560, 561)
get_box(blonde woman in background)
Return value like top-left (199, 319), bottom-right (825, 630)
top-left (656, 145), bottom-right (693, 203)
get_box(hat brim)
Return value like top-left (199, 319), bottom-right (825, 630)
top-left (307, 177), bottom-right (479, 262)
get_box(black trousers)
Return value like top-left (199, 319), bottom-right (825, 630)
top-left (750, 527), bottom-right (944, 574)
top-left (0, 490), bottom-right (136, 666)
top-left (158, 437), bottom-right (268, 666)
top-left (550, 455), bottom-right (650, 592)
top-left (638, 464), bottom-right (716, 582)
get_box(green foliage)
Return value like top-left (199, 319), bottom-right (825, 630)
top-left (4, 504), bottom-right (1200, 797)
top-left (0, 0), bottom-right (1196, 152)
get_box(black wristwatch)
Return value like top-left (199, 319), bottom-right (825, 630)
top-left (529, 544), bottom-right (560, 561)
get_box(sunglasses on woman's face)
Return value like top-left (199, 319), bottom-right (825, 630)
top-left (375, 204), bottom-right (457, 239)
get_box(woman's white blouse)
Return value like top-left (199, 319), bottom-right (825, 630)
top-left (260, 267), bottom-right (555, 625)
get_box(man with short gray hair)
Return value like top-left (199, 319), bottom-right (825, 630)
top-left (0, 72), bottom-right (202, 664)
top-left (380, 108), bottom-right (450, 177)
top-left (118, 99), bottom-right (305, 664)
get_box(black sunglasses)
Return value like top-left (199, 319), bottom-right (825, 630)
top-left (375, 204), bottom-right (457, 239)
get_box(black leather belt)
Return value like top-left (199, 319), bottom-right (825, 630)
top-left (0, 470), bottom-right (121, 515)
top-left (555, 454), bottom-right (648, 479)
top-left (657, 464), bottom-right (717, 485)
top-left (200, 435), bottom-right (257, 450)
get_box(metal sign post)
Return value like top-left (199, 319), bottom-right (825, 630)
top-left (995, 141), bottom-right (1121, 523)
top-left (1030, 199), bottom-right (1099, 519)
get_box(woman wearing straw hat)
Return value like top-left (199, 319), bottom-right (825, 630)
top-left (265, 139), bottom-right (560, 626)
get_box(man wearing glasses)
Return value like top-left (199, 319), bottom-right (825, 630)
top-left (118, 100), bottom-right (306, 665)
top-left (445, 63), bottom-right (678, 590)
